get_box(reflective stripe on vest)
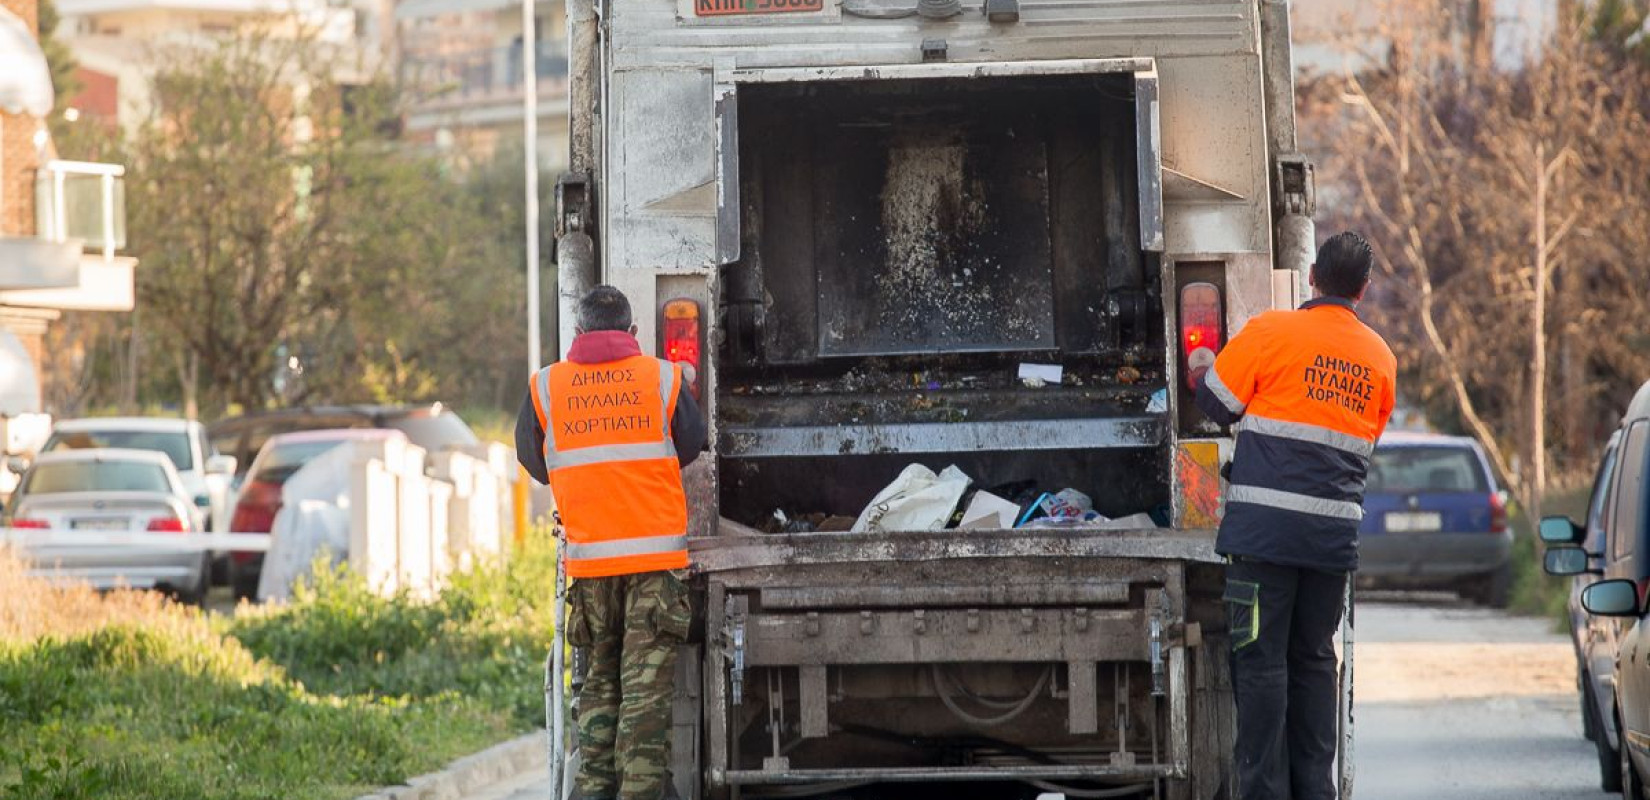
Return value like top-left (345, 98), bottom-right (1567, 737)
top-left (1228, 484), bottom-right (1366, 521)
top-left (1204, 366), bottom-right (1246, 416)
top-left (564, 533), bottom-right (690, 561)
top-left (540, 359), bottom-right (677, 471)
top-left (1236, 414), bottom-right (1375, 459)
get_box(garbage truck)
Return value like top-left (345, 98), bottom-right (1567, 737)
top-left (550, 0), bottom-right (1321, 796)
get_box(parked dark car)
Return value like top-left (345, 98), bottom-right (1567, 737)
top-left (1357, 432), bottom-right (1512, 606)
top-left (208, 403), bottom-right (478, 483)
top-left (1547, 378), bottom-right (1650, 794)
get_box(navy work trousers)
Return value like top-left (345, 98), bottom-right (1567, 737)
top-left (1224, 558), bottom-right (1347, 800)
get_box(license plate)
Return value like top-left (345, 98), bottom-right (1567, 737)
top-left (71, 518), bottom-right (128, 531)
top-left (1385, 511), bottom-right (1443, 533)
top-left (695, 0), bottom-right (823, 17)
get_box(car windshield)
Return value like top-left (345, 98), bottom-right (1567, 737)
top-left (252, 439), bottom-right (351, 484)
top-left (45, 429), bottom-right (194, 471)
top-left (1369, 446), bottom-right (1489, 493)
top-left (24, 460), bottom-right (172, 494)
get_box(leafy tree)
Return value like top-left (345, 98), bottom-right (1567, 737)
top-left (125, 35), bottom-right (527, 416)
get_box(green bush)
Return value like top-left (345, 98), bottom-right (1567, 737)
top-left (0, 533), bottom-right (558, 799)
top-left (228, 537), bottom-right (557, 725)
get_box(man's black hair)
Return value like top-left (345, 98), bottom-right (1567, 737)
top-left (577, 285), bottom-right (634, 332)
top-left (1313, 232), bottom-right (1374, 300)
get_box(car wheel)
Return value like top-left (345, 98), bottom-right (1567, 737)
top-left (1622, 711), bottom-right (1644, 799)
top-left (230, 562), bottom-right (260, 602)
top-left (1594, 693), bottom-right (1623, 792)
top-left (1468, 565), bottom-right (1512, 608)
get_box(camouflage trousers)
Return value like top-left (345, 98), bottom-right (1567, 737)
top-left (566, 569), bottom-right (691, 800)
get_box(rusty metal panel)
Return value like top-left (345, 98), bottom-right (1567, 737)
top-left (693, 527), bottom-right (1221, 573)
top-left (744, 607), bottom-right (1148, 664)
top-left (760, 582), bottom-right (1130, 609)
top-left (1068, 660), bottom-right (1099, 735)
top-left (799, 665), bottom-right (829, 738)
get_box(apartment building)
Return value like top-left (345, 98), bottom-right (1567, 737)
top-left (394, 0), bottom-right (569, 169)
top-left (1, 0), bottom-right (134, 417)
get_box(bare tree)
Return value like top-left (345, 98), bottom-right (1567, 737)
top-left (1301, 0), bottom-right (1650, 513)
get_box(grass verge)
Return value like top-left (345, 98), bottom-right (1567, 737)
top-left (0, 535), bottom-right (555, 800)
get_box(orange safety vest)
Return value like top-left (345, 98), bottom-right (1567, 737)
top-left (1200, 297), bottom-right (1397, 570)
top-left (531, 354), bottom-right (690, 578)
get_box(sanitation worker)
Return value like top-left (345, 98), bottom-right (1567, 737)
top-left (517, 284), bottom-right (706, 800)
top-left (1194, 232), bottom-right (1397, 800)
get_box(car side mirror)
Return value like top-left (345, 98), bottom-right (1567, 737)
top-left (205, 455), bottom-right (237, 476)
top-left (4, 455), bottom-right (28, 475)
top-left (1538, 515), bottom-right (1584, 545)
top-left (1543, 546), bottom-right (1597, 577)
top-left (1582, 579), bottom-right (1642, 617)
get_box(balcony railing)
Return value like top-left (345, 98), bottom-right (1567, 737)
top-left (400, 41), bottom-right (570, 104)
top-left (36, 160), bottom-right (127, 261)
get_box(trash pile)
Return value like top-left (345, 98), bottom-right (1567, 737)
top-left (763, 464), bottom-right (1162, 534)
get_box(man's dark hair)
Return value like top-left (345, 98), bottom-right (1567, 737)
top-left (577, 285), bottom-right (634, 332)
top-left (1313, 232), bottom-right (1375, 299)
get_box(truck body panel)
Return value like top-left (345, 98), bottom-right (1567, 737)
top-left (559, 0), bottom-right (1312, 796)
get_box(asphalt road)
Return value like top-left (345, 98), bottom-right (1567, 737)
top-left (1353, 594), bottom-right (1614, 800)
top-left (466, 595), bottom-right (1614, 800)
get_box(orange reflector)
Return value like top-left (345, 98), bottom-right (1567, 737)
top-left (1176, 441), bottom-right (1222, 529)
top-left (663, 299), bottom-right (700, 320)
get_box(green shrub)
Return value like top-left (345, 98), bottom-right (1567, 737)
top-left (0, 532), bottom-right (558, 799)
top-left (228, 534), bottom-right (557, 725)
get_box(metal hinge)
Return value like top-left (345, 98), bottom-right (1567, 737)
top-left (1274, 154), bottom-right (1316, 217)
top-left (555, 172), bottom-right (593, 238)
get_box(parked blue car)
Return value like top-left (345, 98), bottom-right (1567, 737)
top-left (1356, 432), bottom-right (1513, 606)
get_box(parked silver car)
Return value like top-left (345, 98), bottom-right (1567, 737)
top-left (4, 448), bottom-right (208, 603)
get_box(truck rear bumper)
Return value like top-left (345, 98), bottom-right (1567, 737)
top-left (690, 522), bottom-right (1222, 573)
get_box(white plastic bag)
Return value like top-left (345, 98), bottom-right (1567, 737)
top-left (852, 464), bottom-right (971, 533)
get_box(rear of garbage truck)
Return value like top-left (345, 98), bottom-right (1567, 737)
top-left (555, 0), bottom-right (1316, 796)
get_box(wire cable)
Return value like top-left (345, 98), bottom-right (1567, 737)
top-left (931, 664), bottom-right (1051, 727)
top-left (1028, 779), bottom-right (1153, 798)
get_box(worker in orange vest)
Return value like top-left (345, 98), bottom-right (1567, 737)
top-left (1194, 232), bottom-right (1396, 800)
top-left (516, 285), bottom-right (706, 800)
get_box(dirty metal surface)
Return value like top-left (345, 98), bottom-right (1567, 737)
top-left (743, 607), bottom-right (1150, 664)
top-left (816, 114), bottom-right (1056, 356)
top-left (718, 415), bottom-right (1166, 457)
top-left (758, 581), bottom-right (1130, 609)
top-left (691, 524), bottom-right (1220, 573)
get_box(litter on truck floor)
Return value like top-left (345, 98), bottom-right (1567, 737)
top-left (1016, 363), bottom-right (1063, 386)
top-left (959, 490), bottom-right (1020, 529)
top-left (852, 464), bottom-right (972, 533)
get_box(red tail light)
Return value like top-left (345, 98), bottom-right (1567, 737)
top-left (1180, 282), bottom-right (1223, 390)
top-left (229, 480), bottom-right (282, 564)
top-left (10, 518), bottom-right (49, 529)
top-left (146, 517), bottom-right (187, 533)
top-left (230, 480), bottom-right (283, 535)
top-left (662, 298), bottom-right (702, 399)
top-left (1489, 492), bottom-right (1508, 534)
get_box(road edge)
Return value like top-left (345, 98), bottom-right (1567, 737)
top-left (355, 731), bottom-right (545, 800)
